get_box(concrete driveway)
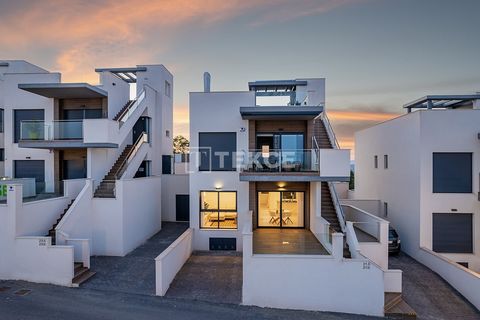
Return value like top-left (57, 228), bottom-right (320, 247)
top-left (82, 222), bottom-right (189, 295)
top-left (389, 253), bottom-right (480, 320)
top-left (166, 251), bottom-right (242, 304)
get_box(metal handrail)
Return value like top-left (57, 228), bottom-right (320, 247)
top-left (106, 132), bottom-right (148, 181)
top-left (117, 90), bottom-right (146, 125)
top-left (321, 112), bottom-right (340, 149)
top-left (329, 181), bottom-right (346, 233)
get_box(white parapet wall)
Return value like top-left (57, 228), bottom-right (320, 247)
top-left (155, 228), bottom-right (193, 296)
top-left (319, 149), bottom-right (350, 178)
top-left (242, 222), bottom-right (385, 317)
top-left (417, 247), bottom-right (480, 310)
top-left (0, 184), bottom-right (75, 286)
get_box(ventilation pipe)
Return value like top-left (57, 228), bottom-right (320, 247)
top-left (203, 72), bottom-right (211, 93)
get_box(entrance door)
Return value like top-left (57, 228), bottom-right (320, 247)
top-left (176, 195), bottom-right (190, 222)
top-left (257, 191), bottom-right (304, 228)
top-left (133, 116), bottom-right (149, 142)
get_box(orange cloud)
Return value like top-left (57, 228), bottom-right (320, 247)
top-left (328, 110), bottom-right (400, 122)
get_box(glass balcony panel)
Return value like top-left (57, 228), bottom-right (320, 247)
top-left (242, 149), bottom-right (319, 173)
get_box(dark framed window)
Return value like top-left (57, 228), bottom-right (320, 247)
top-left (433, 153), bottom-right (472, 193)
top-left (200, 191), bottom-right (237, 229)
top-left (199, 132), bottom-right (236, 171)
top-left (0, 148), bottom-right (4, 161)
top-left (14, 160), bottom-right (45, 193)
top-left (0, 108), bottom-right (4, 133)
top-left (374, 155), bottom-right (378, 169)
top-left (433, 213), bottom-right (473, 253)
top-left (14, 109), bottom-right (44, 143)
top-left (384, 155), bottom-right (388, 169)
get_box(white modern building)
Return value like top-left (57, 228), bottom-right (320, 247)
top-left (354, 94), bottom-right (480, 310)
top-left (187, 74), bottom-right (404, 316)
top-left (0, 60), bottom-right (173, 286)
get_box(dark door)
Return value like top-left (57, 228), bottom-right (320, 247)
top-left (133, 116), bottom-right (149, 142)
top-left (14, 160), bottom-right (45, 193)
top-left (176, 195), bottom-right (190, 222)
top-left (63, 160), bottom-right (87, 179)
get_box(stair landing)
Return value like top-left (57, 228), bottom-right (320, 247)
top-left (72, 262), bottom-right (96, 287)
top-left (385, 292), bottom-right (417, 318)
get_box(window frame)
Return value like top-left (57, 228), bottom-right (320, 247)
top-left (384, 154), bottom-right (388, 169)
top-left (374, 155), bottom-right (378, 169)
top-left (432, 152), bottom-right (472, 193)
top-left (199, 190), bottom-right (238, 230)
top-left (164, 80), bottom-right (171, 97)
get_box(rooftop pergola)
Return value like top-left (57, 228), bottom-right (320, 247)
top-left (94, 67), bottom-right (147, 83)
top-left (248, 80), bottom-right (308, 105)
top-left (404, 94), bottom-right (480, 113)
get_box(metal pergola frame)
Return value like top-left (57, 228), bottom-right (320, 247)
top-left (404, 94), bottom-right (480, 113)
top-left (94, 67), bottom-right (147, 83)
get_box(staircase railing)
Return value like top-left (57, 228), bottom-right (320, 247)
top-left (108, 132), bottom-right (149, 181)
top-left (320, 112), bottom-right (340, 149)
top-left (117, 90), bottom-right (146, 126)
top-left (329, 181), bottom-right (346, 233)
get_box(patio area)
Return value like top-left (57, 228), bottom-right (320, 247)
top-left (253, 228), bottom-right (329, 255)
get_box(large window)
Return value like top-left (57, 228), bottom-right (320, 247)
top-left (433, 153), bottom-right (472, 193)
top-left (200, 191), bottom-right (237, 229)
top-left (199, 132), bottom-right (236, 171)
top-left (14, 109), bottom-right (44, 143)
top-left (0, 108), bottom-right (4, 133)
top-left (14, 160), bottom-right (45, 193)
top-left (433, 213), bottom-right (473, 253)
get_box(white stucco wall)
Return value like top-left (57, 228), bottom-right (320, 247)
top-left (189, 91), bottom-right (254, 251)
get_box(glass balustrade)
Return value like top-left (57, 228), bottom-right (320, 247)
top-left (20, 120), bottom-right (83, 141)
top-left (241, 149), bottom-right (319, 173)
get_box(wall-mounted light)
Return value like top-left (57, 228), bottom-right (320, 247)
top-left (215, 183), bottom-right (223, 190)
top-left (277, 182), bottom-right (286, 188)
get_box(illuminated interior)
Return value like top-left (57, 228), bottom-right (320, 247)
top-left (258, 191), bottom-right (304, 227)
top-left (200, 191), bottom-right (237, 229)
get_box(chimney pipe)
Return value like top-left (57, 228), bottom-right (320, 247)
top-left (203, 72), bottom-right (211, 93)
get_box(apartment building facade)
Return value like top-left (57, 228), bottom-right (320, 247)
top-left (0, 60), bottom-right (173, 286)
top-left (354, 94), bottom-right (480, 309)
top-left (188, 75), bottom-right (403, 316)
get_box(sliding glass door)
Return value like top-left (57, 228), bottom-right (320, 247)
top-left (257, 191), bottom-right (304, 228)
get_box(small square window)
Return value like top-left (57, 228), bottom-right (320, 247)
top-left (384, 155), bottom-right (388, 169)
top-left (374, 155), bottom-right (378, 169)
top-left (166, 130), bottom-right (170, 138)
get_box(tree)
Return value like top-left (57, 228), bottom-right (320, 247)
top-left (173, 135), bottom-right (189, 154)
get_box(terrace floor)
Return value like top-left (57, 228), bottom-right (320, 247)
top-left (253, 228), bottom-right (329, 255)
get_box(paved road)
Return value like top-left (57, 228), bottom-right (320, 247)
top-left (389, 253), bottom-right (480, 320)
top-left (0, 280), bottom-right (375, 320)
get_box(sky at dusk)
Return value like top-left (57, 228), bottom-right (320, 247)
top-left (1, 0), bottom-right (479, 153)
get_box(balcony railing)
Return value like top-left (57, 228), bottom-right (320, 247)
top-left (20, 120), bottom-right (83, 141)
top-left (241, 149), bottom-right (319, 173)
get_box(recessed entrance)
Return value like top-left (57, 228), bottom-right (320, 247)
top-left (257, 191), bottom-right (304, 228)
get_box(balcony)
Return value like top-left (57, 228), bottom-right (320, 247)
top-left (239, 149), bottom-right (350, 182)
top-left (18, 120), bottom-right (117, 149)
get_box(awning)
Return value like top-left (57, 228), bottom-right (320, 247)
top-left (240, 106), bottom-right (323, 120)
top-left (404, 94), bottom-right (480, 112)
top-left (18, 83), bottom-right (107, 99)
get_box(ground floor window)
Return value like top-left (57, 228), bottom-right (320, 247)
top-left (433, 213), bottom-right (473, 253)
top-left (200, 191), bottom-right (237, 229)
top-left (257, 191), bottom-right (304, 227)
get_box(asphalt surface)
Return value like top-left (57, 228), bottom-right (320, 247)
top-left (389, 252), bottom-right (480, 320)
top-left (0, 280), bottom-right (375, 320)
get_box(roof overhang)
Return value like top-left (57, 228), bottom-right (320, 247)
top-left (404, 94), bottom-right (480, 112)
top-left (18, 83), bottom-right (107, 99)
top-left (240, 106), bottom-right (323, 120)
top-left (239, 172), bottom-right (349, 182)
